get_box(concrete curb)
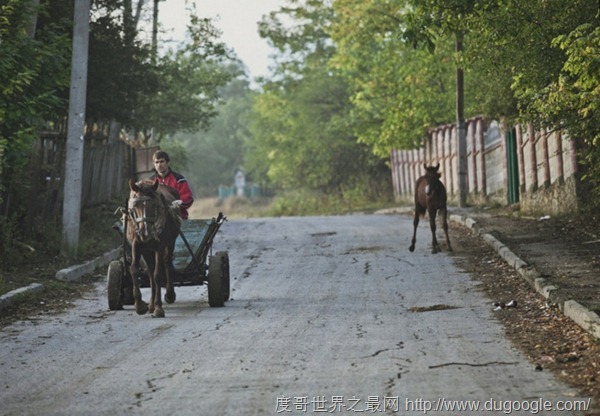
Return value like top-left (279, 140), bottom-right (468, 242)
top-left (0, 283), bottom-right (44, 313)
top-left (0, 248), bottom-right (120, 313)
top-left (55, 248), bottom-right (120, 282)
top-left (450, 214), bottom-right (600, 340)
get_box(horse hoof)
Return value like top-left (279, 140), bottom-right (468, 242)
top-left (165, 291), bottom-right (176, 304)
top-left (409, 246), bottom-right (415, 252)
top-left (152, 308), bottom-right (165, 318)
top-left (135, 302), bottom-right (148, 315)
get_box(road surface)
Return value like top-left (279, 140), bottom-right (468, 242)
top-left (0, 215), bottom-right (587, 415)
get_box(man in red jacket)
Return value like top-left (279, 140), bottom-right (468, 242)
top-left (149, 150), bottom-right (194, 219)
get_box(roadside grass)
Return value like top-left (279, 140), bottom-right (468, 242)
top-left (0, 200), bottom-right (122, 297)
top-left (190, 190), bottom-right (396, 220)
top-left (267, 189), bottom-right (396, 217)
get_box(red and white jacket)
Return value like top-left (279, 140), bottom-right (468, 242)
top-left (149, 169), bottom-right (194, 219)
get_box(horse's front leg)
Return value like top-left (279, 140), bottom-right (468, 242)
top-left (409, 208), bottom-right (421, 252)
top-left (130, 242), bottom-right (148, 315)
top-left (152, 250), bottom-right (165, 318)
top-left (440, 207), bottom-right (452, 252)
top-left (164, 247), bottom-right (176, 304)
top-left (428, 208), bottom-right (441, 254)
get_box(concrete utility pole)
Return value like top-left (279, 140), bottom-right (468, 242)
top-left (61, 0), bottom-right (90, 256)
top-left (456, 31), bottom-right (468, 207)
top-left (25, 0), bottom-right (40, 38)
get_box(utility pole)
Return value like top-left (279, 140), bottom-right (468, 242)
top-left (25, 0), bottom-right (40, 38)
top-left (152, 0), bottom-right (160, 63)
top-left (61, 0), bottom-right (90, 256)
top-left (456, 31), bottom-right (468, 207)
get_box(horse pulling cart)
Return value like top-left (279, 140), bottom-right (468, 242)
top-left (107, 212), bottom-right (230, 311)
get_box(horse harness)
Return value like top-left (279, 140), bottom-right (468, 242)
top-left (128, 191), bottom-right (169, 243)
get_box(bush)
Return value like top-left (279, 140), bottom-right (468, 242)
top-left (268, 187), bottom-right (394, 217)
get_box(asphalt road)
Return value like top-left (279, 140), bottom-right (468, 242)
top-left (0, 215), bottom-right (586, 415)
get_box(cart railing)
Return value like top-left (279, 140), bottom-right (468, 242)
top-left (113, 211), bottom-right (227, 273)
top-left (177, 213), bottom-right (227, 271)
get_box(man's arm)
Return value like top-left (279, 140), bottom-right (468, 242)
top-left (176, 179), bottom-right (194, 210)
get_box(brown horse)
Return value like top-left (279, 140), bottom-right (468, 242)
top-left (126, 178), bottom-right (182, 317)
top-left (408, 163), bottom-right (452, 254)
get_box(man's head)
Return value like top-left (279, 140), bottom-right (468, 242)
top-left (153, 150), bottom-right (170, 177)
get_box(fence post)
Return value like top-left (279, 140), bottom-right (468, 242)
top-left (469, 119), bottom-right (477, 194)
top-left (398, 150), bottom-right (406, 196)
top-left (515, 124), bottom-right (526, 194)
top-left (477, 119), bottom-right (486, 196)
top-left (447, 126), bottom-right (455, 196)
top-left (528, 123), bottom-right (538, 192)
top-left (500, 121), bottom-right (509, 196)
top-left (541, 128), bottom-right (551, 188)
top-left (391, 150), bottom-right (399, 199)
top-left (555, 131), bottom-right (564, 184)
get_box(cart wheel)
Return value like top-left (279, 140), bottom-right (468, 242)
top-left (216, 251), bottom-right (230, 302)
top-left (208, 254), bottom-right (225, 307)
top-left (107, 260), bottom-right (124, 310)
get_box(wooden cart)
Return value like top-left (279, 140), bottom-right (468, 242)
top-left (107, 213), bottom-right (230, 310)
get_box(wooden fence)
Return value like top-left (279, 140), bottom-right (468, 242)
top-left (26, 128), bottom-right (130, 224)
top-left (390, 116), bottom-right (582, 215)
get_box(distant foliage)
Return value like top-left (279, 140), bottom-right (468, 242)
top-left (0, 0), bottom-right (70, 244)
top-left (250, 0), bottom-right (600, 207)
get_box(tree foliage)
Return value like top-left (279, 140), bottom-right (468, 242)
top-left (0, 0), bottom-right (71, 256)
top-left (0, 1), bottom-right (71, 209)
top-left (173, 62), bottom-right (255, 197)
top-left (137, 15), bottom-right (233, 139)
top-left (462, 0), bottom-right (598, 123)
top-left (330, 0), bottom-right (460, 156)
top-left (87, 2), bottom-right (233, 140)
top-left (247, 0), bottom-right (600, 204)
top-left (0, 0), bottom-right (235, 258)
top-left (249, 0), bottom-right (391, 197)
top-left (527, 23), bottom-right (600, 202)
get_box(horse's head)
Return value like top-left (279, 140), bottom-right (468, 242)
top-left (423, 163), bottom-right (442, 196)
top-left (128, 178), bottom-right (165, 243)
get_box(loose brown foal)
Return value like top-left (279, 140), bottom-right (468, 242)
top-left (408, 164), bottom-right (452, 254)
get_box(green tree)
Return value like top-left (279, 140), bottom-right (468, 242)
top-left (0, 0), bottom-right (71, 257)
top-left (0, 1), bottom-right (70, 210)
top-left (86, 3), bottom-right (232, 141)
top-left (527, 23), bottom-right (600, 204)
top-left (86, 10), bottom-right (157, 128)
top-left (463, 0), bottom-right (598, 123)
top-left (250, 0), bottom-right (390, 198)
top-left (330, 0), bottom-right (458, 156)
top-left (172, 62), bottom-right (256, 197)
top-left (137, 15), bottom-right (233, 140)
top-left (461, 0), bottom-right (599, 205)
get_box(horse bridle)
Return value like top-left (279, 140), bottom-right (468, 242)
top-left (128, 193), bottom-right (165, 242)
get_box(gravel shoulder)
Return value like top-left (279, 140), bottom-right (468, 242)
top-left (447, 219), bottom-right (600, 412)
